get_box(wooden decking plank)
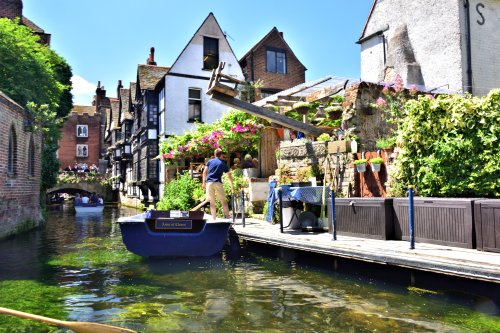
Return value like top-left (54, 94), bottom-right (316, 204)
top-left (233, 218), bottom-right (500, 283)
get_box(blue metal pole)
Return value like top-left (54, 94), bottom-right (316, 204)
top-left (279, 189), bottom-right (284, 233)
top-left (409, 185), bottom-right (415, 250)
top-left (331, 186), bottom-right (336, 241)
top-left (231, 193), bottom-right (235, 223)
top-left (241, 190), bottom-right (245, 228)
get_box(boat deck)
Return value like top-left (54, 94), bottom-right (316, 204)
top-left (233, 218), bottom-right (500, 284)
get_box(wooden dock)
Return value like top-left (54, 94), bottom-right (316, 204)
top-left (233, 218), bottom-right (500, 284)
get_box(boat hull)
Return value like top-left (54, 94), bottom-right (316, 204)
top-left (75, 205), bottom-right (104, 213)
top-left (117, 212), bottom-right (232, 257)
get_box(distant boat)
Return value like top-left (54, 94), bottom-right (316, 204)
top-left (74, 203), bottom-right (104, 214)
top-left (117, 210), bottom-right (232, 257)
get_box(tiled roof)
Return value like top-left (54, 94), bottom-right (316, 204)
top-left (72, 105), bottom-right (96, 116)
top-left (22, 16), bottom-right (45, 33)
top-left (110, 99), bottom-right (120, 129)
top-left (138, 65), bottom-right (169, 90)
top-left (119, 88), bottom-right (133, 122)
top-left (129, 82), bottom-right (137, 104)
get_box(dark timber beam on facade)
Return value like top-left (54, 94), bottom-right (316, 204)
top-left (209, 91), bottom-right (327, 137)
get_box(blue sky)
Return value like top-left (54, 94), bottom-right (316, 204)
top-left (23, 0), bottom-right (373, 105)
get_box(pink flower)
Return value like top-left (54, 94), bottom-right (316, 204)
top-left (426, 94), bottom-right (435, 100)
top-left (376, 97), bottom-right (387, 108)
top-left (382, 84), bottom-right (390, 94)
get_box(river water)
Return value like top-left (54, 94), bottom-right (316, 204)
top-left (0, 206), bottom-right (498, 332)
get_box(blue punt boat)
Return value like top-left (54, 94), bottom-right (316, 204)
top-left (116, 210), bottom-right (233, 257)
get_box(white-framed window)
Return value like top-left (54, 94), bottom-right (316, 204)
top-left (188, 88), bottom-right (202, 122)
top-left (76, 144), bottom-right (88, 157)
top-left (159, 87), bottom-right (165, 134)
top-left (203, 37), bottom-right (219, 70)
top-left (76, 125), bottom-right (88, 137)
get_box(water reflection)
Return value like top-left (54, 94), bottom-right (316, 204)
top-left (0, 207), bottom-right (498, 333)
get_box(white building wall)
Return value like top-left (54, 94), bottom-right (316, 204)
top-left (158, 14), bottom-right (244, 198)
top-left (468, 0), bottom-right (500, 96)
top-left (360, 0), bottom-right (466, 93)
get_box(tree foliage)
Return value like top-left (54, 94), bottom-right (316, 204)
top-left (0, 18), bottom-right (73, 193)
top-left (389, 90), bottom-right (500, 197)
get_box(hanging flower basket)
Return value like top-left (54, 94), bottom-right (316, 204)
top-left (369, 157), bottom-right (383, 173)
top-left (353, 159), bottom-right (367, 173)
top-left (292, 102), bottom-right (311, 115)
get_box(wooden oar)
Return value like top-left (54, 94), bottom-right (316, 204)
top-left (0, 307), bottom-right (137, 333)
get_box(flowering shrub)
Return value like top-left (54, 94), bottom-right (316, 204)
top-left (159, 109), bottom-right (263, 164)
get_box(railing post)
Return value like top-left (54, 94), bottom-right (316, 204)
top-left (278, 189), bottom-right (284, 233)
top-left (409, 185), bottom-right (415, 250)
top-left (331, 186), bottom-right (336, 241)
top-left (241, 190), bottom-right (245, 228)
top-left (231, 193), bottom-right (235, 223)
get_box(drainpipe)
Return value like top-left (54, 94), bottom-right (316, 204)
top-left (463, 0), bottom-right (473, 94)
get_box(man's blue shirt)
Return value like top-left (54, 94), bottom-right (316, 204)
top-left (206, 158), bottom-right (229, 183)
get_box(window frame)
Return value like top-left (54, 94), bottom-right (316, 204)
top-left (203, 36), bottom-right (219, 70)
top-left (188, 88), bottom-right (202, 122)
top-left (266, 47), bottom-right (287, 74)
top-left (7, 125), bottom-right (17, 176)
top-left (76, 144), bottom-right (88, 157)
top-left (76, 124), bottom-right (88, 138)
top-left (27, 135), bottom-right (35, 177)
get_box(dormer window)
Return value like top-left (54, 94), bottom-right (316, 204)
top-left (266, 48), bottom-right (286, 74)
top-left (203, 37), bottom-right (219, 70)
top-left (76, 125), bottom-right (88, 137)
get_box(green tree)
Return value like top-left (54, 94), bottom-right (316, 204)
top-left (0, 18), bottom-right (73, 194)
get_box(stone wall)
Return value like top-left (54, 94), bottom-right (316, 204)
top-left (0, 91), bottom-right (42, 239)
top-left (342, 82), bottom-right (394, 151)
top-left (277, 141), bottom-right (356, 197)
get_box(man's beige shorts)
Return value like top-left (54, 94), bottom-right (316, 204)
top-left (206, 182), bottom-right (226, 203)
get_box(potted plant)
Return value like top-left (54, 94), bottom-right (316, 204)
top-left (375, 136), bottom-right (396, 153)
top-left (353, 159), bottom-right (367, 173)
top-left (369, 157), bottom-right (384, 172)
top-left (292, 101), bottom-right (311, 115)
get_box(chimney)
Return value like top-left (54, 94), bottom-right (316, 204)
top-left (0, 0), bottom-right (23, 20)
top-left (95, 81), bottom-right (106, 109)
top-left (147, 47), bottom-right (157, 65)
top-left (279, 31), bottom-right (284, 38)
top-left (117, 80), bottom-right (123, 97)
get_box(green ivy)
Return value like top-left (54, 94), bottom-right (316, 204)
top-left (390, 90), bottom-right (500, 197)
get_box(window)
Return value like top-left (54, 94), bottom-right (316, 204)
top-left (188, 88), bottom-right (202, 122)
top-left (76, 144), bottom-right (88, 157)
top-left (203, 37), bottom-right (219, 70)
top-left (76, 125), bottom-right (88, 137)
top-left (28, 136), bottom-right (35, 176)
top-left (266, 49), bottom-right (286, 74)
top-left (8, 126), bottom-right (17, 175)
top-left (159, 88), bottom-right (165, 134)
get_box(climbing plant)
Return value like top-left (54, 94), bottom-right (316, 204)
top-left (388, 89), bottom-right (500, 197)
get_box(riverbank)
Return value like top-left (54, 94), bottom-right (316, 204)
top-left (232, 218), bottom-right (500, 284)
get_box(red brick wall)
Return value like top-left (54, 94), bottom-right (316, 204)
top-left (0, 92), bottom-right (42, 239)
top-left (58, 112), bottom-right (102, 169)
top-left (0, 0), bottom-right (22, 20)
top-left (242, 30), bottom-right (306, 94)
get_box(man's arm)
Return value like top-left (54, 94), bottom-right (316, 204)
top-left (226, 171), bottom-right (234, 193)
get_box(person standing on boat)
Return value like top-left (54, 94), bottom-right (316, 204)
top-left (202, 148), bottom-right (234, 220)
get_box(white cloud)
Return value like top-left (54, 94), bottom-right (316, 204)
top-left (71, 75), bottom-right (96, 105)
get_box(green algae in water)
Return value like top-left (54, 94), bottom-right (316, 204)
top-left (47, 237), bottom-right (141, 268)
top-left (111, 284), bottom-right (164, 298)
top-left (0, 280), bottom-right (71, 333)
